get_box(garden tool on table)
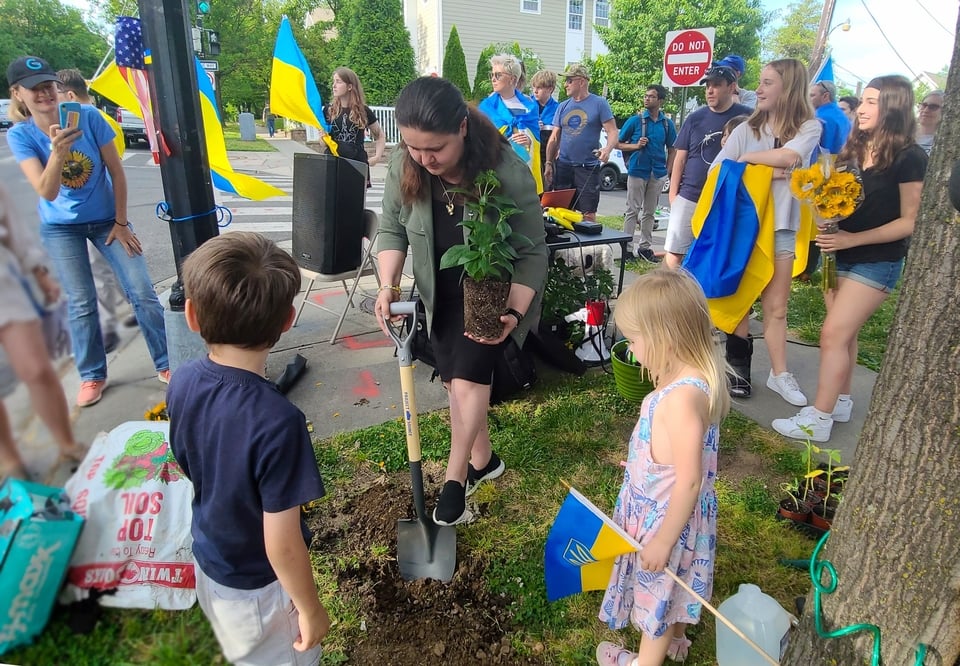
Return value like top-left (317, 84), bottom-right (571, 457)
top-left (386, 301), bottom-right (457, 582)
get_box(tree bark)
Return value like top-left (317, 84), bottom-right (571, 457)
top-left (783, 12), bottom-right (960, 666)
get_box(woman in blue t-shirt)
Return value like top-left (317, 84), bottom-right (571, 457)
top-left (772, 75), bottom-right (927, 443)
top-left (5, 55), bottom-right (169, 408)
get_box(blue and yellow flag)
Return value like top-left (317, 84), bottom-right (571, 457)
top-left (687, 162), bottom-right (812, 333)
top-left (194, 57), bottom-right (285, 200)
top-left (479, 91), bottom-right (543, 193)
top-left (544, 487), bottom-right (638, 602)
top-left (270, 16), bottom-right (338, 156)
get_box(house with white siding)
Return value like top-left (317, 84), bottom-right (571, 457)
top-left (403, 0), bottom-right (610, 85)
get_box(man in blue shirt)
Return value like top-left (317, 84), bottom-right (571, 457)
top-left (617, 85), bottom-right (677, 262)
top-left (803, 79), bottom-right (852, 278)
top-left (544, 63), bottom-right (619, 221)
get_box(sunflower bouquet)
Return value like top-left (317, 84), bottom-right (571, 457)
top-left (790, 153), bottom-right (863, 291)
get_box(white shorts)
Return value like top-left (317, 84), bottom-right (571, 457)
top-left (663, 196), bottom-right (699, 255)
top-left (195, 565), bottom-right (322, 666)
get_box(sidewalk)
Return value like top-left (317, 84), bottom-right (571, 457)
top-left (8, 137), bottom-right (876, 484)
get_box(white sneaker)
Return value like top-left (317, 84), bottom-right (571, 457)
top-left (772, 406), bottom-right (833, 442)
top-left (766, 371), bottom-right (807, 406)
top-left (832, 397), bottom-right (853, 423)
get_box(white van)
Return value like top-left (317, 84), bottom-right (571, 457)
top-left (0, 99), bottom-right (12, 131)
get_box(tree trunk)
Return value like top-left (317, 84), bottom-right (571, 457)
top-left (783, 14), bottom-right (960, 666)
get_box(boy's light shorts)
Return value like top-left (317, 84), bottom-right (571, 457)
top-left (195, 565), bottom-right (323, 666)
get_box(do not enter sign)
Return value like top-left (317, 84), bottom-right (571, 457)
top-left (662, 27), bottom-right (715, 88)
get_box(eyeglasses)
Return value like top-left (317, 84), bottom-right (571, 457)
top-left (564, 76), bottom-right (583, 84)
top-left (919, 102), bottom-right (942, 111)
top-left (490, 72), bottom-right (506, 81)
top-left (817, 82), bottom-right (835, 96)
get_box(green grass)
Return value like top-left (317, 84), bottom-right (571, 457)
top-left (785, 277), bottom-right (898, 372)
top-left (8, 371), bottom-right (820, 665)
top-left (222, 128), bottom-right (275, 152)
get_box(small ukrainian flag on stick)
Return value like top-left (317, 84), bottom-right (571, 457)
top-left (544, 485), bottom-right (638, 602)
top-left (545, 483), bottom-right (781, 666)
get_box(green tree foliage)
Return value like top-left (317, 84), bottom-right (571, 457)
top-left (766, 0), bottom-right (822, 65)
top-left (337, 0), bottom-right (416, 105)
top-left (442, 25), bottom-right (471, 98)
top-left (0, 0), bottom-right (105, 88)
top-left (596, 0), bottom-right (765, 118)
top-left (472, 42), bottom-right (543, 101)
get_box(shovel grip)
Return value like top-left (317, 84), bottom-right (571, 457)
top-left (399, 365), bottom-right (422, 463)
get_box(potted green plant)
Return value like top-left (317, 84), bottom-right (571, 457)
top-left (541, 258), bottom-right (588, 341)
top-left (810, 448), bottom-right (844, 530)
top-left (778, 478), bottom-right (811, 523)
top-left (610, 340), bottom-right (654, 403)
top-left (439, 170), bottom-right (533, 339)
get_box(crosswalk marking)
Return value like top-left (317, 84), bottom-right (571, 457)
top-left (215, 173), bottom-right (383, 234)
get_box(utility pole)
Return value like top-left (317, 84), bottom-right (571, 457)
top-left (809, 0), bottom-right (837, 78)
top-left (138, 0), bottom-right (219, 366)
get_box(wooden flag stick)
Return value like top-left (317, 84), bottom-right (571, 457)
top-left (558, 481), bottom-right (780, 666)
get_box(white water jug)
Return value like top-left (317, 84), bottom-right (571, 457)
top-left (716, 583), bottom-right (792, 665)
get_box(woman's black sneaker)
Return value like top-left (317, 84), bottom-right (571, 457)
top-left (433, 480), bottom-right (473, 526)
top-left (465, 452), bottom-right (506, 497)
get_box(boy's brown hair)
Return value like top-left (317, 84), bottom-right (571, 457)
top-left (56, 68), bottom-right (89, 100)
top-left (182, 232), bottom-right (300, 349)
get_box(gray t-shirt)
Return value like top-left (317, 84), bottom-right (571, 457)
top-left (555, 94), bottom-right (614, 165)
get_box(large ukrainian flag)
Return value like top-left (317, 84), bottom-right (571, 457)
top-left (544, 487), bottom-right (638, 602)
top-left (194, 57), bottom-right (285, 200)
top-left (270, 16), bottom-right (338, 156)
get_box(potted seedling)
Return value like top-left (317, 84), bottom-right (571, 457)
top-left (810, 448), bottom-right (845, 530)
top-left (778, 478), bottom-right (811, 524)
top-left (439, 170), bottom-right (533, 339)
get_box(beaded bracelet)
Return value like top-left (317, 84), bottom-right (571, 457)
top-left (378, 284), bottom-right (401, 295)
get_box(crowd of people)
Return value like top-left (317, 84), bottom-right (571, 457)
top-left (2, 42), bottom-right (942, 666)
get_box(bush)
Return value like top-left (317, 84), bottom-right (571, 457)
top-left (442, 25), bottom-right (471, 98)
top-left (337, 0), bottom-right (417, 105)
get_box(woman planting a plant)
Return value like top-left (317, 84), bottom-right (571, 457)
top-left (773, 75), bottom-right (926, 443)
top-left (375, 76), bottom-right (548, 526)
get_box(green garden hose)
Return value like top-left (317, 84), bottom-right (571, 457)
top-left (808, 531), bottom-right (929, 665)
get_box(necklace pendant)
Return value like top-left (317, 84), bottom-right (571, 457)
top-left (446, 201), bottom-right (455, 216)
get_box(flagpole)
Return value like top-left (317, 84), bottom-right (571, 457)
top-left (559, 481), bottom-right (781, 666)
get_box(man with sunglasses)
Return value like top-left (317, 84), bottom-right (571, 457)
top-left (916, 90), bottom-right (943, 156)
top-left (543, 63), bottom-right (618, 221)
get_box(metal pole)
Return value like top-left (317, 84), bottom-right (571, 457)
top-left (809, 0), bottom-right (837, 77)
top-left (137, 0), bottom-right (219, 312)
top-left (679, 87), bottom-right (688, 127)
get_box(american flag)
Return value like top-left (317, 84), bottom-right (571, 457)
top-left (115, 16), bottom-right (145, 69)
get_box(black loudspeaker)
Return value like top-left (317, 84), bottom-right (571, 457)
top-left (292, 153), bottom-right (368, 274)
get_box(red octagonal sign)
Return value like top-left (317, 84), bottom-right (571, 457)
top-left (663, 28), bottom-right (715, 87)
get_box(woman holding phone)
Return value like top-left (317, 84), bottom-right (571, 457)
top-left (5, 55), bottom-right (169, 408)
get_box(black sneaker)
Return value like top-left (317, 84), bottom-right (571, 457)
top-left (636, 248), bottom-right (661, 263)
top-left (465, 452), bottom-right (506, 497)
top-left (621, 250), bottom-right (636, 261)
top-left (103, 331), bottom-right (120, 354)
top-left (433, 480), bottom-right (472, 526)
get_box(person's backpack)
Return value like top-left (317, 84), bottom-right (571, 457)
top-left (621, 114), bottom-right (671, 162)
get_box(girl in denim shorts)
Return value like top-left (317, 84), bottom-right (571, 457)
top-left (772, 75), bottom-right (928, 443)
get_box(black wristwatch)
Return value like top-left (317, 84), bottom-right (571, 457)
top-left (504, 308), bottom-right (525, 325)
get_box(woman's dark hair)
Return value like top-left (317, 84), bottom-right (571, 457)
top-left (839, 75), bottom-right (916, 172)
top-left (395, 76), bottom-right (508, 204)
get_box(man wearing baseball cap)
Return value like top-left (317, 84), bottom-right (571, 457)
top-left (715, 54), bottom-right (756, 109)
top-left (663, 65), bottom-right (752, 269)
top-left (543, 63), bottom-right (619, 221)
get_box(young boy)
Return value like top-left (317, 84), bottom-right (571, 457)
top-left (167, 232), bottom-right (329, 665)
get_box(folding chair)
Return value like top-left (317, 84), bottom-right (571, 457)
top-left (294, 209), bottom-right (381, 344)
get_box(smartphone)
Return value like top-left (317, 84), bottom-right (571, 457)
top-left (59, 101), bottom-right (81, 130)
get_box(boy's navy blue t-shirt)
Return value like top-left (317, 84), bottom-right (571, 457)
top-left (674, 103), bottom-right (752, 202)
top-left (168, 357), bottom-right (325, 590)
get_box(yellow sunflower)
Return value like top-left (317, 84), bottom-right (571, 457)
top-left (61, 150), bottom-right (94, 189)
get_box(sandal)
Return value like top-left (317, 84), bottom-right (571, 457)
top-left (596, 641), bottom-right (638, 666)
top-left (667, 635), bottom-right (692, 662)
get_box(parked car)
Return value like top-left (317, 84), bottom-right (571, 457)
top-left (0, 99), bottom-right (12, 131)
top-left (116, 107), bottom-right (147, 147)
top-left (597, 129), bottom-right (670, 193)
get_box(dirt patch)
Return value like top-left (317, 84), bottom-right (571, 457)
top-left (306, 462), bottom-right (548, 665)
top-left (716, 443), bottom-right (773, 487)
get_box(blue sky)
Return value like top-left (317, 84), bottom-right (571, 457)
top-left (761, 0), bottom-right (956, 88)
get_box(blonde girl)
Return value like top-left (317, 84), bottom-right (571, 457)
top-left (712, 58), bottom-right (821, 406)
top-left (597, 269), bottom-right (728, 666)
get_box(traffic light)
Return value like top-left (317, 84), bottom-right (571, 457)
top-left (191, 27), bottom-right (202, 53)
top-left (196, 0), bottom-right (210, 14)
top-left (207, 30), bottom-right (221, 56)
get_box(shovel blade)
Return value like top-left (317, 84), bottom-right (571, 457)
top-left (397, 517), bottom-right (457, 582)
